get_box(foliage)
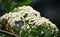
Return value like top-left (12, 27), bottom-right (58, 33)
top-left (57, 31), bottom-right (60, 37)
top-left (0, 0), bottom-right (32, 16)
top-left (0, 33), bottom-right (12, 37)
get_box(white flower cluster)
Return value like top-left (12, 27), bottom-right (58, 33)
top-left (0, 6), bottom-right (59, 35)
top-left (21, 17), bottom-right (59, 32)
top-left (0, 6), bottom-right (41, 27)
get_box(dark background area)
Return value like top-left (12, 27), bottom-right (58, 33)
top-left (31, 0), bottom-right (60, 30)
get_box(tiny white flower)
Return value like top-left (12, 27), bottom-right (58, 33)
top-left (41, 31), bottom-right (44, 34)
top-left (32, 26), bottom-right (36, 28)
top-left (27, 25), bottom-right (30, 29)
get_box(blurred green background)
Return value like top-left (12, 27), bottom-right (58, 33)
top-left (0, 0), bottom-right (32, 16)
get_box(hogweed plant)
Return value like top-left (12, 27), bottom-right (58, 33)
top-left (0, 6), bottom-right (59, 37)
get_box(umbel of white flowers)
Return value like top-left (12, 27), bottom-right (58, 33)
top-left (0, 6), bottom-right (59, 37)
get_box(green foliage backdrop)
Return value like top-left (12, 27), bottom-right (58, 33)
top-left (0, 0), bottom-right (32, 16)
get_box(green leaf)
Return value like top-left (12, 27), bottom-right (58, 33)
top-left (16, 0), bottom-right (32, 6)
top-left (0, 33), bottom-right (12, 37)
